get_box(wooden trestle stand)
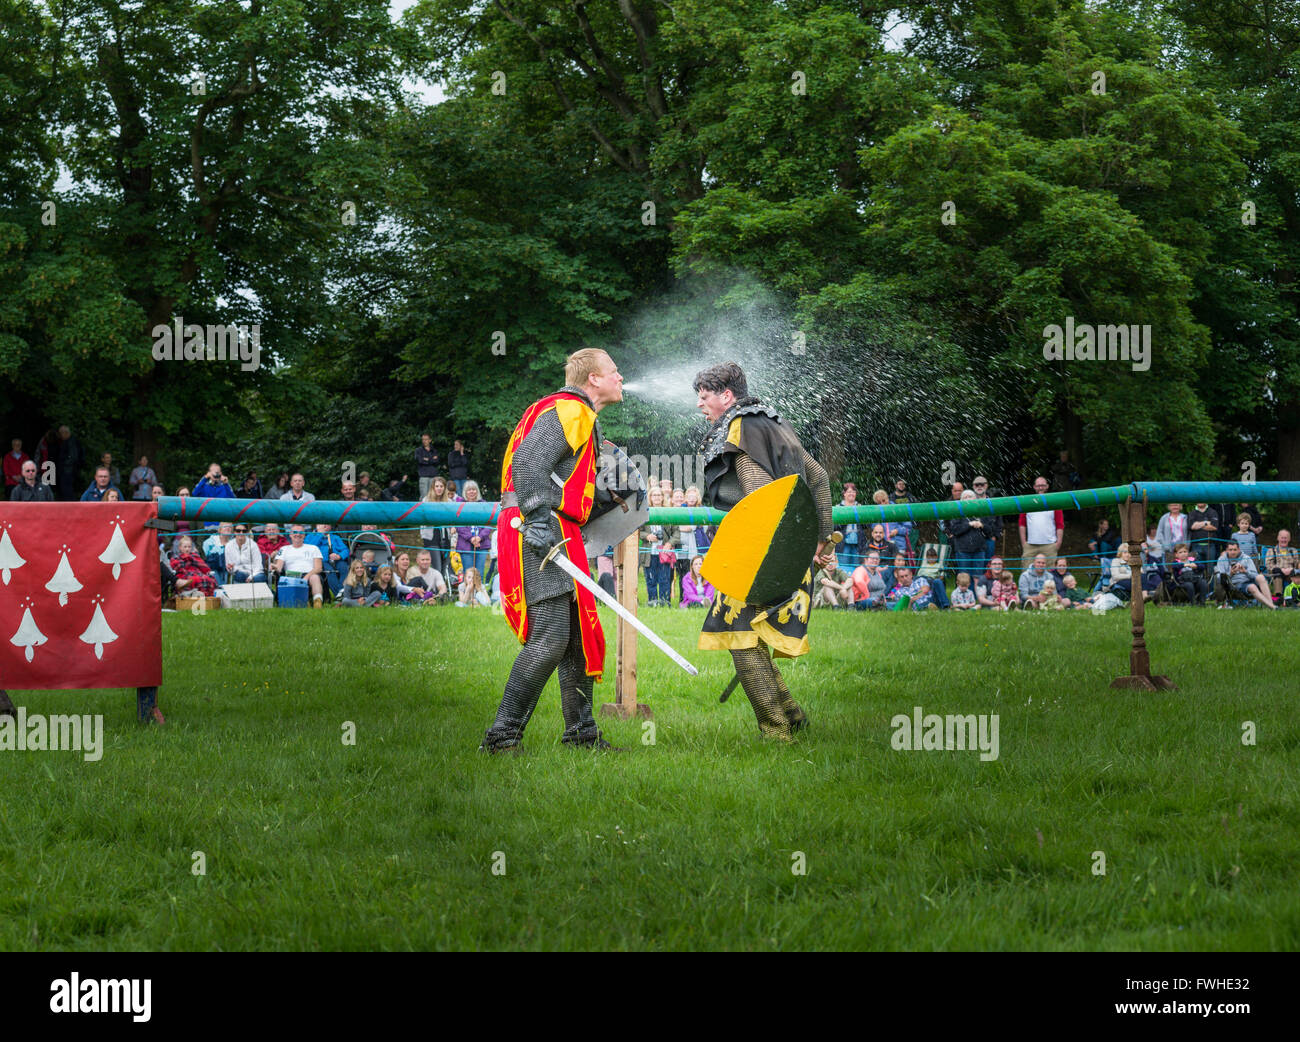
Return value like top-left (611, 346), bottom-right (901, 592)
top-left (600, 532), bottom-right (653, 719)
top-left (1110, 493), bottom-right (1176, 691)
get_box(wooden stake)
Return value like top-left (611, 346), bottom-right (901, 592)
top-left (601, 532), bottom-right (652, 719)
top-left (1111, 494), bottom-right (1176, 690)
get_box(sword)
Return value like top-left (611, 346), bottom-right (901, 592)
top-left (720, 531), bottom-right (842, 702)
top-left (511, 517), bottom-right (699, 676)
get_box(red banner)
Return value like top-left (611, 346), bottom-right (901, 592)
top-left (0, 502), bottom-right (162, 690)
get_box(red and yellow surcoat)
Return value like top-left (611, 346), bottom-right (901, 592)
top-left (497, 392), bottom-right (605, 680)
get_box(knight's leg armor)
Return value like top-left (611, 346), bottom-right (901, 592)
top-left (482, 595), bottom-right (572, 751)
top-left (730, 646), bottom-right (794, 741)
top-left (558, 599), bottom-right (602, 746)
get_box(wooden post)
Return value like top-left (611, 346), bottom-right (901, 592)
top-left (600, 531), bottom-right (652, 719)
top-left (1111, 494), bottom-right (1175, 691)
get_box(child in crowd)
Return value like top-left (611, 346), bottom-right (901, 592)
top-left (340, 559), bottom-right (379, 607)
top-left (369, 565), bottom-right (399, 605)
top-left (457, 566), bottom-right (491, 607)
top-left (1060, 573), bottom-right (1093, 608)
top-left (950, 572), bottom-right (977, 609)
top-left (1038, 578), bottom-right (1066, 610)
top-left (992, 570), bottom-right (1019, 610)
top-left (360, 549), bottom-right (377, 576)
top-left (1169, 543), bottom-right (1208, 605)
top-left (1284, 578), bottom-right (1300, 607)
top-left (1231, 512), bottom-right (1259, 565)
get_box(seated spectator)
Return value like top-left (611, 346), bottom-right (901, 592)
top-left (128, 455), bottom-right (157, 500)
top-left (170, 536), bottom-right (217, 598)
top-left (225, 525), bottom-right (265, 583)
top-left (368, 564), bottom-right (400, 605)
top-left (852, 551), bottom-right (886, 610)
top-left (916, 546), bottom-right (952, 609)
top-left (881, 551), bottom-right (907, 593)
top-left (456, 566), bottom-right (491, 607)
top-left (1109, 543), bottom-right (1134, 600)
top-left (992, 570), bottom-right (1020, 610)
top-left (872, 489), bottom-right (912, 560)
top-left (1088, 518), bottom-right (1122, 571)
top-left (406, 550), bottom-right (449, 602)
top-left (951, 572), bottom-right (978, 610)
top-left (202, 522), bottom-right (234, 584)
top-left (9, 459), bottom-right (52, 501)
top-left (865, 524), bottom-right (893, 564)
top-left (1038, 579), bottom-right (1066, 611)
top-left (340, 560), bottom-right (379, 607)
top-left (836, 483), bottom-right (863, 569)
top-left (1230, 512), bottom-right (1260, 565)
top-left (1139, 540), bottom-right (1166, 597)
top-left (1214, 542), bottom-right (1276, 609)
top-left (1060, 574), bottom-right (1093, 608)
top-left (1265, 529), bottom-right (1298, 599)
top-left (886, 567), bottom-right (934, 611)
top-left (1048, 556), bottom-right (1071, 594)
top-left (80, 466), bottom-right (120, 502)
top-left (1169, 543), bottom-right (1208, 605)
top-left (813, 552), bottom-right (853, 609)
top-left (280, 472), bottom-right (314, 504)
top-left (306, 523), bottom-right (350, 596)
top-left (1018, 553), bottom-right (1052, 609)
top-left (257, 522), bottom-right (288, 560)
top-left (974, 555), bottom-right (1006, 609)
top-left (271, 525), bottom-right (325, 607)
top-left (681, 555), bottom-right (715, 607)
top-left (193, 463), bottom-right (234, 499)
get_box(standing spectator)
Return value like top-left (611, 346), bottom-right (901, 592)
top-left (686, 486), bottom-right (714, 557)
top-left (1169, 544), bottom-right (1209, 605)
top-left (9, 460), bottom-right (52, 501)
top-left (1049, 450), bottom-right (1078, 492)
top-left (448, 440), bottom-right (471, 486)
top-left (55, 425), bottom-right (84, 500)
top-left (874, 489), bottom-right (913, 561)
top-left (1017, 553), bottom-right (1052, 609)
top-left (1230, 512), bottom-right (1260, 565)
top-left (1018, 476), bottom-right (1064, 570)
top-left (264, 471), bottom-right (291, 499)
top-left (892, 478), bottom-right (916, 504)
top-left (1213, 542), bottom-right (1275, 609)
top-left (100, 452), bottom-right (121, 489)
top-left (814, 552), bottom-right (854, 609)
top-left (238, 471), bottom-right (263, 500)
top-left (307, 524), bottom-right (350, 596)
top-left (4, 438), bottom-right (29, 488)
top-left (379, 475), bottom-right (409, 502)
top-left (1155, 503), bottom-right (1189, 555)
top-left (643, 488), bottom-right (675, 606)
top-left (852, 550), bottom-right (887, 610)
top-left (280, 472), bottom-right (315, 504)
top-left (947, 490), bottom-right (988, 579)
top-left (356, 472), bottom-right (376, 499)
top-left (836, 482), bottom-right (864, 569)
top-left (416, 434), bottom-right (441, 498)
top-left (194, 463), bottom-right (235, 499)
top-left (270, 525), bottom-right (326, 607)
top-left (1211, 500), bottom-right (1236, 558)
top-left (1265, 529), bottom-right (1299, 599)
top-left (80, 466), bottom-right (120, 502)
top-left (257, 523), bottom-right (288, 560)
top-left (680, 555), bottom-right (715, 607)
top-left (671, 488), bottom-right (697, 594)
top-left (865, 523), bottom-right (894, 563)
top-left (419, 476), bottom-right (455, 575)
top-left (453, 480), bottom-right (490, 575)
top-left (225, 525), bottom-right (266, 584)
top-left (1238, 503), bottom-right (1264, 540)
top-left (970, 476), bottom-right (1002, 569)
top-left (128, 455), bottom-right (158, 500)
top-left (1188, 502), bottom-right (1219, 561)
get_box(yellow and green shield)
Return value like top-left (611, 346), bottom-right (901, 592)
top-left (701, 474), bottom-right (819, 605)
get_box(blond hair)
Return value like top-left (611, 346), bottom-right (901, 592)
top-left (565, 348), bottom-right (611, 389)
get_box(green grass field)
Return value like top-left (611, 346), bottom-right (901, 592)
top-left (1, 601), bottom-right (1296, 951)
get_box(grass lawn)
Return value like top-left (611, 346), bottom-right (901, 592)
top-left (1, 600), bottom-right (1296, 951)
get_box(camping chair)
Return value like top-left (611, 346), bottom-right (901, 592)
top-left (917, 542), bottom-right (949, 583)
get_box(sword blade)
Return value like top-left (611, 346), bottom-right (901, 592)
top-left (546, 549), bottom-right (699, 676)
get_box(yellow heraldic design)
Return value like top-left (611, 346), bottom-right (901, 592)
top-left (776, 588), bottom-right (811, 626)
top-left (553, 396), bottom-right (597, 453)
